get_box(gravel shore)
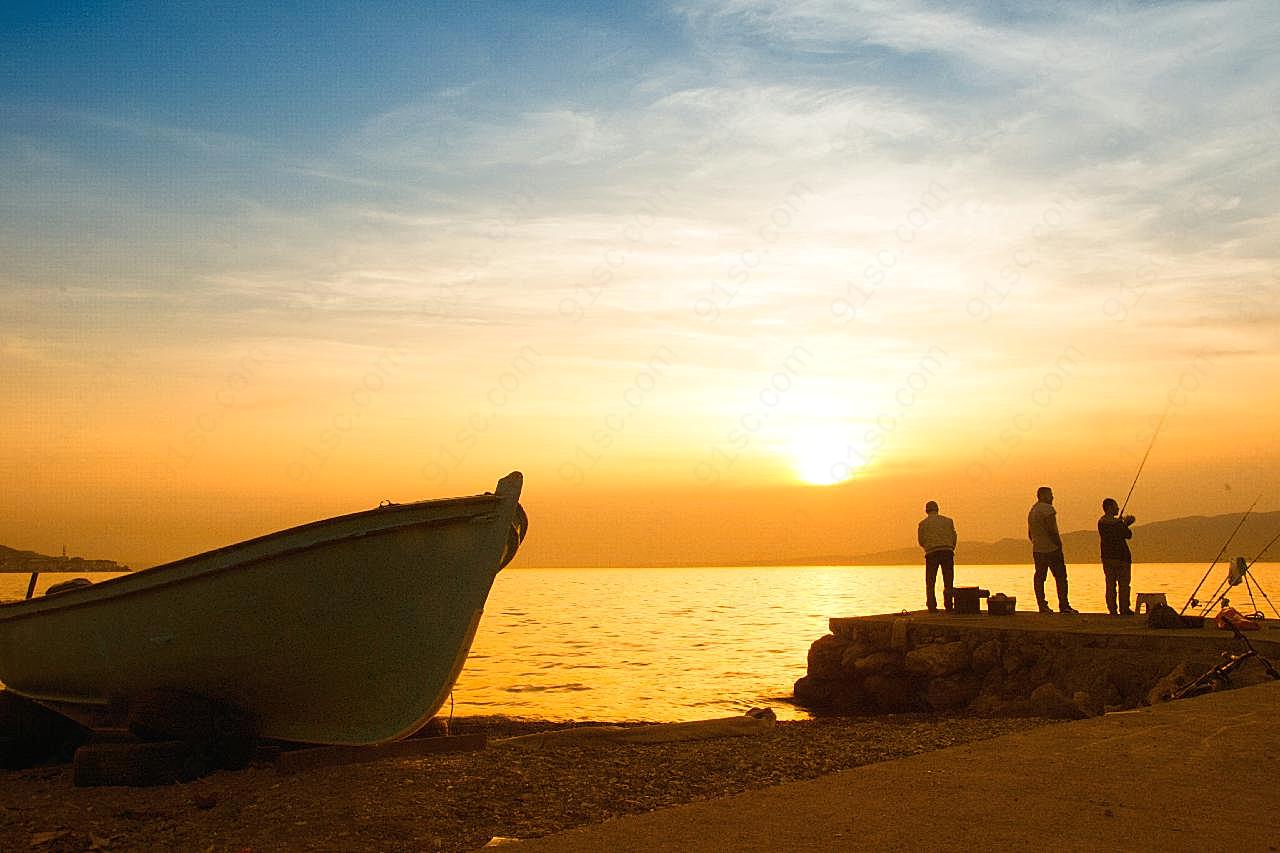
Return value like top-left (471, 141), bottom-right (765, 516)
top-left (1, 714), bottom-right (1052, 852)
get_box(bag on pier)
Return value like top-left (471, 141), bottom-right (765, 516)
top-left (1146, 603), bottom-right (1185, 630)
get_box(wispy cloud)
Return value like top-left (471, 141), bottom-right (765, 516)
top-left (3, 0), bottom-right (1279, 564)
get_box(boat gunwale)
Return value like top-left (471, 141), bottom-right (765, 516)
top-left (0, 492), bottom-right (506, 621)
top-left (1, 472), bottom-right (526, 745)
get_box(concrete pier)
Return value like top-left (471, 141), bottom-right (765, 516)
top-left (794, 611), bottom-right (1280, 717)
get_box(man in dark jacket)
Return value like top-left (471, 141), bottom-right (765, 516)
top-left (1098, 497), bottom-right (1135, 615)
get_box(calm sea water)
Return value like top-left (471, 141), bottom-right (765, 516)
top-left (459, 563), bottom-right (1278, 721)
top-left (5, 563), bottom-right (1276, 722)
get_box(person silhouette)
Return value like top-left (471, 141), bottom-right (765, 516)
top-left (1027, 486), bottom-right (1077, 614)
top-left (917, 500), bottom-right (957, 612)
top-left (1098, 497), bottom-right (1135, 615)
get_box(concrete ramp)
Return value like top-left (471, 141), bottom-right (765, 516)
top-left (511, 680), bottom-right (1280, 852)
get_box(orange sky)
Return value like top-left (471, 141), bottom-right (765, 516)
top-left (3, 3), bottom-right (1279, 569)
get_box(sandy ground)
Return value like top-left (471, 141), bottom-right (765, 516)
top-left (0, 714), bottom-right (1049, 852)
top-left (509, 681), bottom-right (1280, 853)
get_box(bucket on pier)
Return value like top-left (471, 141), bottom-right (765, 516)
top-left (952, 587), bottom-right (989, 615)
top-left (987, 593), bottom-right (1016, 615)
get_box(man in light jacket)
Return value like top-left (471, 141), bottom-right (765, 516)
top-left (1028, 485), bottom-right (1078, 614)
top-left (918, 500), bottom-right (958, 612)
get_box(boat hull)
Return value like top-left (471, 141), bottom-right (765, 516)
top-left (0, 473), bottom-right (525, 745)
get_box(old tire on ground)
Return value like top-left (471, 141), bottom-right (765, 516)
top-left (73, 739), bottom-right (211, 787)
top-left (0, 690), bottom-right (88, 769)
top-left (126, 689), bottom-right (258, 771)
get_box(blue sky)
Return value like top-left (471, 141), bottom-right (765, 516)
top-left (2, 2), bottom-right (683, 137)
top-left (2, 1), bottom-right (1279, 566)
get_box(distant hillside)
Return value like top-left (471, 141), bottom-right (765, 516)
top-left (585, 510), bottom-right (1280, 569)
top-left (844, 510), bottom-right (1280, 566)
top-left (0, 544), bottom-right (128, 573)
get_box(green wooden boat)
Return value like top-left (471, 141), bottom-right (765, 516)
top-left (0, 472), bottom-right (527, 745)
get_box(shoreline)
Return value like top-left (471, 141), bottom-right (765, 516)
top-left (1, 713), bottom-right (1051, 852)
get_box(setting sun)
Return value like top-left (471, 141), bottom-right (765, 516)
top-left (787, 430), bottom-right (861, 486)
top-left (1, 0), bottom-right (1277, 574)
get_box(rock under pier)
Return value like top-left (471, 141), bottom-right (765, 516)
top-left (793, 611), bottom-right (1280, 719)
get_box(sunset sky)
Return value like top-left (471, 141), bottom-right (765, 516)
top-left (3, 1), bottom-right (1278, 569)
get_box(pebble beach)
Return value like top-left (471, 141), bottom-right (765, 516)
top-left (1, 714), bottom-right (1050, 852)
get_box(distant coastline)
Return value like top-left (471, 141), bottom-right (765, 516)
top-left (518, 510), bottom-right (1280, 568)
top-left (5, 511), bottom-right (1278, 572)
top-left (0, 545), bottom-right (128, 574)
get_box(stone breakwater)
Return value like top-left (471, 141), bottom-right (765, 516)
top-left (793, 612), bottom-right (1280, 719)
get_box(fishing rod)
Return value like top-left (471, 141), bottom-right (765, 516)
top-left (1119, 401), bottom-right (1172, 517)
top-left (1180, 494), bottom-right (1262, 614)
top-left (1246, 527), bottom-right (1280, 569)
top-left (1240, 526), bottom-right (1280, 619)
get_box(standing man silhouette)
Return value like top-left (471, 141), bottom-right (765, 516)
top-left (1028, 486), bottom-right (1077, 614)
top-left (918, 500), bottom-right (957, 612)
top-left (1098, 497), bottom-right (1136, 615)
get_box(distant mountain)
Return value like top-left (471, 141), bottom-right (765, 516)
top-left (841, 510), bottom-right (1280, 566)
top-left (0, 544), bottom-right (128, 573)
top-left (584, 510), bottom-right (1280, 569)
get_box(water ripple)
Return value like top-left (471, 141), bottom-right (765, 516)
top-left (447, 563), bottom-right (1239, 722)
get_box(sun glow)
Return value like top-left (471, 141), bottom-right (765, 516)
top-left (787, 429), bottom-right (861, 486)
